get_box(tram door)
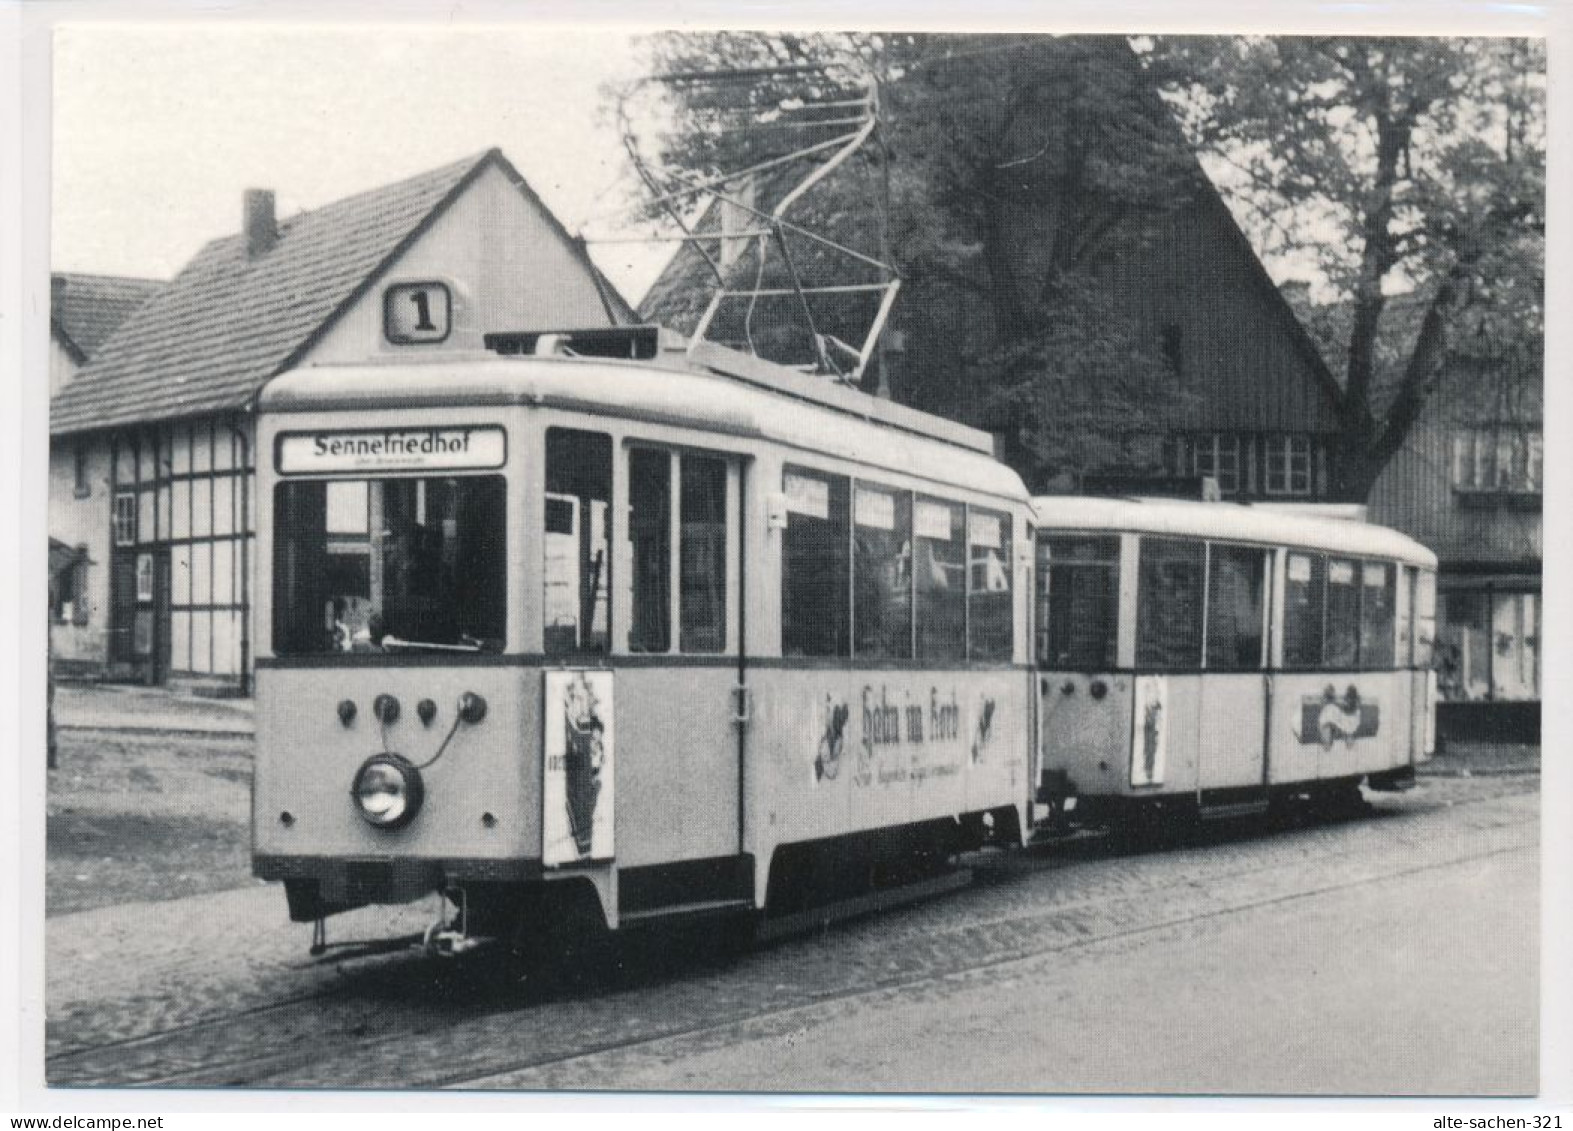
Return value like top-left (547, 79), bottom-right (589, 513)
top-left (1195, 544), bottom-right (1271, 795)
top-left (612, 445), bottom-right (746, 869)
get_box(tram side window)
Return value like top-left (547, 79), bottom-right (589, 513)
top-left (1397, 565), bottom-right (1415, 668)
top-left (1324, 558), bottom-right (1360, 668)
top-left (1360, 562), bottom-right (1397, 668)
top-left (1283, 552), bottom-right (1325, 667)
top-left (854, 484), bottom-right (913, 660)
top-left (782, 467), bottom-right (850, 657)
top-left (1038, 535), bottom-right (1119, 669)
top-left (680, 454), bottom-right (728, 653)
top-left (627, 448), bottom-right (671, 653)
top-left (545, 429), bottom-right (612, 656)
top-left (1136, 538), bottom-right (1204, 669)
top-left (1206, 544), bottom-right (1267, 670)
top-left (914, 497), bottom-right (966, 661)
top-left (968, 508), bottom-right (1014, 662)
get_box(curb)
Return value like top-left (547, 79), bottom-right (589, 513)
top-left (58, 722), bottom-right (254, 740)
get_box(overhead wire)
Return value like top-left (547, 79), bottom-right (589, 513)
top-left (610, 58), bottom-right (898, 379)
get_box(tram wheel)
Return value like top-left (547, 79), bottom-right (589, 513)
top-left (1113, 802), bottom-right (1176, 851)
top-left (1313, 780), bottom-right (1367, 821)
top-left (716, 909), bottom-right (761, 959)
top-left (503, 881), bottom-right (615, 990)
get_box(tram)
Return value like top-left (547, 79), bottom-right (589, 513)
top-left (251, 327), bottom-right (1037, 952)
top-left (1030, 495), bottom-right (1438, 829)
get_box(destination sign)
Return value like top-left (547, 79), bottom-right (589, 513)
top-left (277, 426), bottom-right (506, 474)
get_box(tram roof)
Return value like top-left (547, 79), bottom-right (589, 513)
top-left (1031, 494), bottom-right (1437, 567)
top-left (258, 354), bottom-right (1030, 502)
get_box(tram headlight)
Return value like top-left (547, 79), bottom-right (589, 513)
top-left (351, 753), bottom-right (424, 829)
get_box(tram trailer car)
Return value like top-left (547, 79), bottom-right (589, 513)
top-left (1031, 496), bottom-right (1438, 829)
top-left (251, 335), bottom-right (1037, 950)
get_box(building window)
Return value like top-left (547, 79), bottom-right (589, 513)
top-left (1165, 433), bottom-right (1241, 496)
top-left (1438, 589), bottom-right (1539, 702)
top-left (1452, 428), bottom-right (1542, 494)
top-left (1192, 434), bottom-right (1240, 496)
top-left (1264, 435), bottom-right (1313, 496)
top-left (52, 554), bottom-right (90, 625)
top-left (112, 492), bottom-right (138, 547)
top-left (1160, 323), bottom-right (1183, 375)
top-left (135, 552), bottom-right (155, 602)
top-left (73, 444), bottom-right (91, 498)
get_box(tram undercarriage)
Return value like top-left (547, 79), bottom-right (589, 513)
top-left (280, 808), bottom-right (1025, 966)
top-left (1034, 767), bottom-right (1417, 842)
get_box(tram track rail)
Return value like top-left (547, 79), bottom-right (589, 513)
top-left (45, 779), bottom-right (1536, 1089)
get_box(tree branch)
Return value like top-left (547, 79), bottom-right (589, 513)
top-left (1363, 277), bottom-right (1459, 476)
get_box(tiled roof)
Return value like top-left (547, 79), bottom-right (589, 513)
top-left (50, 272), bottom-right (164, 361)
top-left (52, 150), bottom-right (499, 435)
top-left (637, 49), bottom-right (1344, 419)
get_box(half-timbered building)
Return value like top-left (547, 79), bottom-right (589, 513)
top-left (1365, 312), bottom-right (1541, 733)
top-left (638, 45), bottom-right (1349, 503)
top-left (49, 272), bottom-right (164, 674)
top-left (50, 148), bottom-right (633, 688)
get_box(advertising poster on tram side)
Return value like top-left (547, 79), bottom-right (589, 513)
top-left (543, 670), bottom-right (616, 865)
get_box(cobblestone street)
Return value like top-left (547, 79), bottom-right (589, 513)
top-left (30, 20), bottom-right (1555, 1119)
top-left (44, 765), bottom-right (1538, 1095)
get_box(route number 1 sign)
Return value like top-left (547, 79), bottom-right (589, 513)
top-left (383, 281), bottom-right (452, 345)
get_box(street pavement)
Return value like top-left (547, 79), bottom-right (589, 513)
top-left (54, 683), bottom-right (253, 736)
top-left (45, 773), bottom-right (1539, 1095)
top-left (533, 840), bottom-right (1533, 1095)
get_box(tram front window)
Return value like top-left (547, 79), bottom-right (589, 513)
top-left (272, 475), bottom-right (507, 656)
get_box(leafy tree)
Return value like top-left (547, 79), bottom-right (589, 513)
top-left (629, 33), bottom-right (1204, 490)
top-left (1155, 36), bottom-right (1545, 498)
top-left (628, 34), bottom-right (1544, 498)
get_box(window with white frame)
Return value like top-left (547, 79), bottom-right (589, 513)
top-left (1189, 434), bottom-right (1239, 497)
top-left (1264, 435), bottom-right (1313, 496)
top-left (1453, 428), bottom-right (1542, 494)
top-left (112, 492), bottom-right (138, 547)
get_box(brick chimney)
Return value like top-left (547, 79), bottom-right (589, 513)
top-left (244, 189), bottom-right (277, 258)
